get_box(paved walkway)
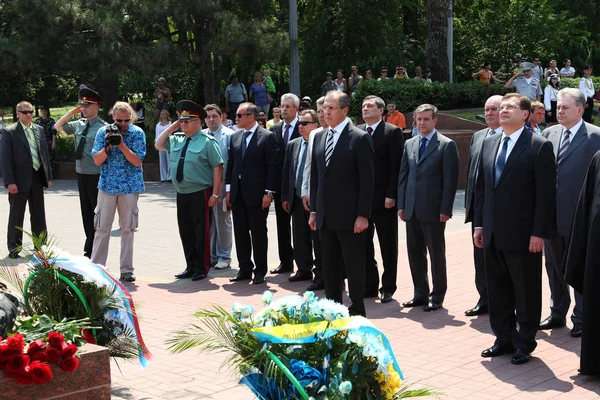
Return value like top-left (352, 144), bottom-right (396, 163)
top-left (1, 180), bottom-right (599, 399)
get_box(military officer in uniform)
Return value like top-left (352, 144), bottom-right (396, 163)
top-left (155, 100), bottom-right (224, 281)
top-left (54, 88), bottom-right (106, 258)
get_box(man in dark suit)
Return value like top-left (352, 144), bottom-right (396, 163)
top-left (269, 93), bottom-right (300, 274)
top-left (357, 96), bottom-right (403, 303)
top-left (1, 101), bottom-right (53, 258)
top-left (397, 104), bottom-right (459, 312)
top-left (282, 110), bottom-right (321, 283)
top-left (463, 95), bottom-right (503, 316)
top-left (474, 93), bottom-right (555, 365)
top-left (309, 91), bottom-right (375, 317)
top-left (226, 102), bottom-right (279, 284)
top-left (540, 88), bottom-right (600, 338)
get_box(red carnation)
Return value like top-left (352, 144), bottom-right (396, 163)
top-left (29, 361), bottom-right (53, 384)
top-left (27, 340), bottom-right (46, 356)
top-left (6, 354), bottom-right (30, 374)
top-left (44, 346), bottom-right (62, 363)
top-left (81, 329), bottom-right (96, 344)
top-left (61, 343), bottom-right (78, 359)
top-left (59, 356), bottom-right (79, 373)
top-left (6, 333), bottom-right (25, 352)
top-left (47, 332), bottom-right (64, 348)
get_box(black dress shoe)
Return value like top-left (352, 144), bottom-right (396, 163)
top-left (465, 304), bottom-right (489, 316)
top-left (175, 270), bottom-right (194, 279)
top-left (252, 275), bottom-right (266, 284)
top-left (511, 349), bottom-right (531, 365)
top-left (307, 280), bottom-right (324, 291)
top-left (270, 263), bottom-right (293, 274)
top-left (481, 343), bottom-right (514, 358)
top-left (288, 271), bottom-right (312, 282)
top-left (380, 292), bottom-right (393, 304)
top-left (229, 273), bottom-right (252, 282)
top-left (539, 316), bottom-right (566, 330)
top-left (191, 272), bottom-right (207, 281)
top-left (8, 252), bottom-right (20, 259)
top-left (571, 323), bottom-right (583, 338)
top-left (423, 301), bottom-right (443, 312)
top-left (402, 298), bottom-right (428, 307)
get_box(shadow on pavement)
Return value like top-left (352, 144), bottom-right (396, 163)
top-left (399, 306), bottom-right (466, 329)
top-left (482, 357), bottom-right (573, 393)
top-left (149, 280), bottom-right (221, 293)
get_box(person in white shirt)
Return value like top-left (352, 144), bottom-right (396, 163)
top-left (559, 59), bottom-right (575, 78)
top-left (155, 109), bottom-right (171, 181)
top-left (544, 74), bottom-right (560, 126)
top-left (579, 66), bottom-right (595, 123)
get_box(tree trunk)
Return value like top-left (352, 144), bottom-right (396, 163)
top-left (101, 72), bottom-right (119, 122)
top-left (425, 0), bottom-right (449, 82)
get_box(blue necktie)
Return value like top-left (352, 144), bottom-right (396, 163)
top-left (419, 137), bottom-right (427, 160)
top-left (242, 131), bottom-right (251, 158)
top-left (495, 136), bottom-right (510, 184)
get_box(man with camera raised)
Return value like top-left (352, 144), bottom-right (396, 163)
top-left (91, 102), bottom-right (146, 282)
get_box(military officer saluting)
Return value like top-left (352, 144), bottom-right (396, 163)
top-left (155, 100), bottom-right (224, 281)
top-left (55, 88), bottom-right (107, 258)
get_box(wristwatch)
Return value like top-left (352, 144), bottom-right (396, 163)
top-left (211, 193), bottom-right (221, 199)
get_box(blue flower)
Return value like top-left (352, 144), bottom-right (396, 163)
top-left (261, 290), bottom-right (274, 305)
top-left (339, 381), bottom-right (353, 395)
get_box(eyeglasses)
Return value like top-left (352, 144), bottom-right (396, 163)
top-left (499, 105), bottom-right (523, 112)
top-left (298, 121), bottom-right (317, 126)
top-left (18, 110), bottom-right (34, 115)
top-left (115, 119), bottom-right (131, 123)
top-left (236, 113), bottom-right (252, 118)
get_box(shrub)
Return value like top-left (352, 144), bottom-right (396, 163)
top-left (350, 80), bottom-right (509, 118)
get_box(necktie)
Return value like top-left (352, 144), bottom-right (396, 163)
top-left (24, 126), bottom-right (41, 170)
top-left (418, 137), bottom-right (427, 160)
top-left (495, 136), bottom-right (510, 184)
top-left (242, 131), bottom-right (251, 158)
top-left (75, 122), bottom-right (90, 160)
top-left (283, 124), bottom-right (291, 146)
top-left (175, 137), bottom-right (191, 182)
top-left (295, 141), bottom-right (308, 197)
top-left (208, 130), bottom-right (215, 137)
top-left (367, 127), bottom-right (373, 135)
top-left (488, 129), bottom-right (496, 137)
top-left (325, 129), bottom-right (334, 167)
top-left (557, 130), bottom-right (571, 165)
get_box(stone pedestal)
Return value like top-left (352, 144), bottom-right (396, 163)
top-left (0, 344), bottom-right (111, 400)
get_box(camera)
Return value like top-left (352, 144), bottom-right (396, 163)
top-left (105, 124), bottom-right (122, 146)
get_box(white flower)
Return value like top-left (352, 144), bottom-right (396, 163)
top-left (261, 290), bottom-right (274, 305)
top-left (303, 291), bottom-right (315, 303)
top-left (339, 381), bottom-right (353, 395)
top-left (241, 305), bottom-right (254, 318)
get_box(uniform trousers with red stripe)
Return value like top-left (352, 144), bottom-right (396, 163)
top-left (177, 188), bottom-right (212, 275)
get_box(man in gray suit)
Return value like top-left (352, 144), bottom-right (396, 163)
top-left (397, 104), bottom-right (459, 311)
top-left (540, 88), bottom-right (600, 337)
top-left (1, 101), bottom-right (53, 258)
top-left (203, 104), bottom-right (234, 270)
top-left (464, 95), bottom-right (503, 316)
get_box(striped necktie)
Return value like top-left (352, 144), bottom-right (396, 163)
top-left (325, 129), bottom-right (334, 167)
top-left (24, 125), bottom-right (41, 170)
top-left (557, 130), bottom-right (571, 165)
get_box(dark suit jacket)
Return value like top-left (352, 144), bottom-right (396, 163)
top-left (474, 127), bottom-right (555, 251)
top-left (356, 121), bottom-right (404, 211)
top-left (310, 124), bottom-right (375, 231)
top-left (542, 122), bottom-right (600, 237)
top-left (271, 121), bottom-right (300, 185)
top-left (1, 122), bottom-right (52, 191)
top-left (281, 137), bottom-right (308, 209)
top-left (397, 131), bottom-right (459, 222)
top-left (225, 126), bottom-right (279, 207)
top-left (465, 127), bottom-right (492, 223)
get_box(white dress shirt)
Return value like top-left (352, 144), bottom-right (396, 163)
top-left (226, 123), bottom-right (259, 192)
top-left (495, 127), bottom-right (524, 165)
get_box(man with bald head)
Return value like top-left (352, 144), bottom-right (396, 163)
top-left (464, 95), bottom-right (503, 316)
